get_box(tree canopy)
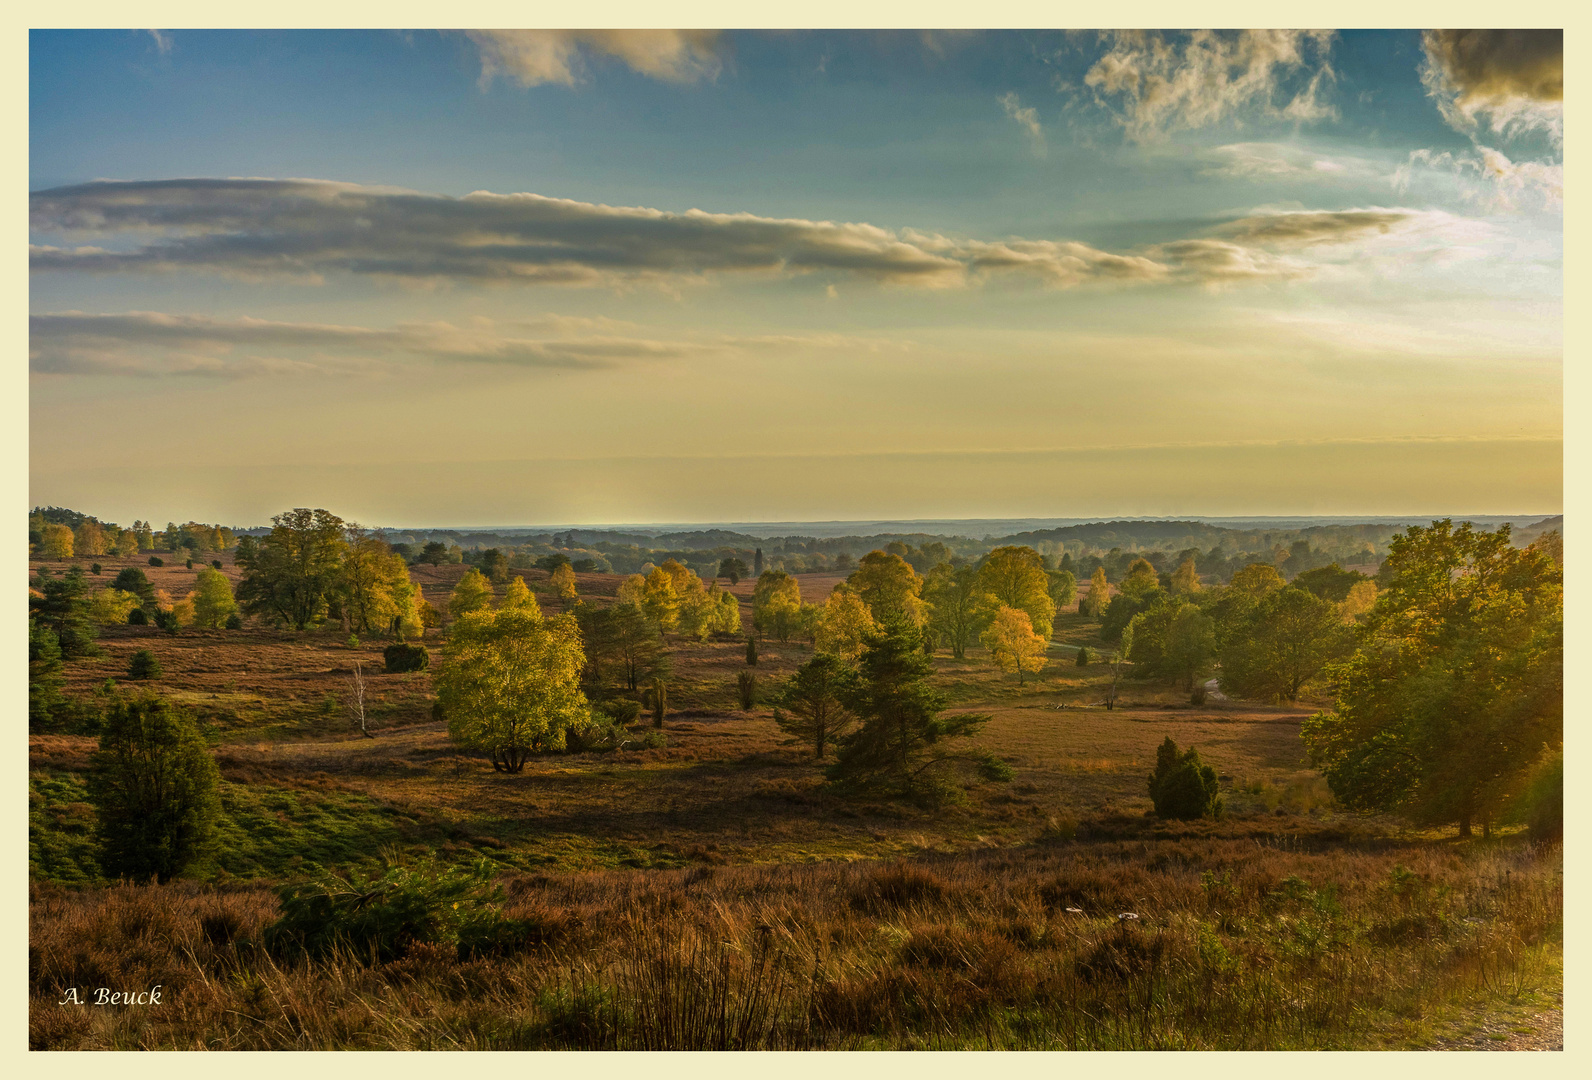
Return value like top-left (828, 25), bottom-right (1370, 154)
top-left (977, 546), bottom-right (1056, 639)
top-left (235, 509), bottom-right (347, 631)
top-left (847, 551), bottom-right (926, 627)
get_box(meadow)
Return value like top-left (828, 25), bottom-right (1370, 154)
top-left (28, 552), bottom-right (1562, 1049)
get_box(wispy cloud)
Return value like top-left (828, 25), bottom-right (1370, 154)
top-left (465, 30), bottom-right (725, 88)
top-left (1420, 29), bottom-right (1562, 144)
top-left (1081, 30), bottom-right (1337, 142)
top-left (1395, 144), bottom-right (1563, 212)
top-left (145, 29), bottom-right (172, 55)
top-left (1201, 141), bottom-right (1380, 182)
top-left (998, 92), bottom-right (1046, 157)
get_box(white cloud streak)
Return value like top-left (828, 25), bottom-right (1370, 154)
top-left (1082, 30), bottom-right (1338, 142)
top-left (998, 92), bottom-right (1046, 156)
top-left (466, 30), bottom-right (725, 88)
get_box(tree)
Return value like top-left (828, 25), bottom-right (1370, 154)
top-left (502, 575), bottom-right (541, 613)
top-left (29, 620), bottom-right (66, 730)
top-left (339, 533), bottom-right (416, 635)
top-left (88, 693), bottom-right (221, 882)
top-left (40, 523), bottom-right (74, 560)
top-left (978, 546), bottom-right (1056, 639)
top-left (1219, 586), bottom-right (1349, 702)
top-left (478, 548), bottom-right (510, 585)
top-left (189, 567), bottom-right (239, 629)
top-left (113, 529), bottom-right (139, 557)
top-left (74, 520), bottom-right (109, 557)
top-left (113, 566), bottom-right (157, 611)
top-left (30, 566), bottom-right (98, 658)
top-left (752, 569), bottom-right (803, 641)
top-left (718, 557), bottom-right (748, 585)
top-left (776, 652), bottom-right (858, 758)
top-left (448, 568), bottom-right (494, 620)
top-left (923, 563), bottom-right (996, 659)
top-left (827, 616), bottom-right (996, 803)
top-left (1227, 562), bottom-right (1284, 599)
top-left (1338, 580), bottom-right (1377, 624)
top-left (1301, 520), bottom-right (1562, 837)
top-left (1082, 566), bottom-right (1110, 618)
top-left (581, 602), bottom-right (663, 691)
top-left (89, 587), bottom-right (142, 626)
top-left (1148, 737), bottom-right (1222, 820)
top-left (1169, 558), bottom-right (1201, 597)
top-left (1117, 558), bottom-right (1159, 601)
top-left (713, 588), bottom-right (742, 636)
top-left (981, 606), bottom-right (1048, 685)
top-left (1292, 563), bottom-right (1370, 602)
top-left (814, 586), bottom-right (876, 659)
top-left (549, 563), bottom-right (578, 605)
top-left (419, 541), bottom-right (450, 566)
top-left (1047, 568), bottom-right (1078, 611)
top-left (436, 606), bottom-right (589, 773)
top-left (235, 508), bottom-right (348, 630)
top-left (754, 548), bottom-right (763, 577)
top-left (636, 565), bottom-right (680, 634)
top-left (1100, 583), bottom-right (1161, 644)
top-left (1126, 601), bottom-right (1216, 691)
top-left (847, 551), bottom-right (925, 626)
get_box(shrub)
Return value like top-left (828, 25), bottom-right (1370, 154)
top-left (126, 649), bottom-right (162, 680)
top-left (87, 693), bottom-right (221, 883)
top-left (599, 698), bottom-right (641, 726)
top-left (185, 559), bottom-right (194, 570)
top-left (1075, 646), bottom-right (1091, 667)
top-left (648, 678), bottom-right (668, 728)
top-left (1190, 684), bottom-right (1207, 706)
top-left (211, 560), bottom-right (223, 570)
top-left (263, 858), bottom-right (526, 964)
top-left (148, 556), bottom-right (163, 567)
top-left (1515, 747), bottom-right (1563, 842)
top-left (1148, 736), bottom-right (1223, 820)
top-left (127, 607), bottom-right (149, 626)
top-left (737, 670), bottom-right (758, 710)
top-left (224, 613), bottom-right (243, 630)
top-left (91, 563), bottom-right (102, 575)
top-left (347, 633), bottom-right (360, 649)
top-left (745, 637), bottom-right (758, 666)
top-left (384, 642), bottom-right (430, 674)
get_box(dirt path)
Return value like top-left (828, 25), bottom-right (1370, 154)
top-left (1429, 1002), bottom-right (1563, 1051)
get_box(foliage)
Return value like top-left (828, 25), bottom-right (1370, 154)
top-left (978, 546), bottom-right (1056, 639)
top-left (30, 565), bottom-right (99, 658)
top-left (648, 678), bottom-right (669, 728)
top-left (1292, 563), bottom-right (1370, 602)
top-left (718, 557), bottom-right (748, 585)
top-left (1227, 563), bottom-right (1284, 599)
top-left (339, 534), bottom-right (419, 636)
top-left (1513, 747), bottom-right (1562, 842)
top-left (736, 670), bottom-right (758, 710)
top-left (479, 549), bottom-right (510, 585)
top-left (1080, 566), bottom-right (1110, 618)
top-left (436, 606), bottom-right (590, 772)
top-left (1220, 586), bottom-right (1349, 702)
top-left (127, 649), bottom-right (163, 680)
top-left (448, 568), bottom-right (495, 620)
top-left (418, 541), bottom-right (450, 565)
top-left (1117, 558), bottom-right (1160, 601)
top-left (1075, 646), bottom-right (1091, 667)
top-left (113, 567), bottom-right (156, 609)
top-left (579, 602), bottom-right (665, 691)
top-left (981, 606), bottom-right (1048, 685)
top-left (189, 567), bottom-right (239, 629)
top-left (127, 607), bottom-right (149, 626)
top-left (1169, 558), bottom-right (1201, 596)
top-left (40, 522), bottom-right (74, 559)
top-left (264, 857), bottom-right (523, 964)
top-left (827, 617), bottom-right (994, 803)
top-left (383, 642), bottom-right (430, 674)
top-left (1099, 586), bottom-right (1161, 644)
top-left (776, 652), bottom-right (856, 758)
top-left (1338, 581), bottom-right (1378, 624)
top-left (752, 569), bottom-right (803, 641)
top-left (29, 620), bottom-right (66, 730)
top-left (814, 586), bottom-right (876, 659)
top-left (1047, 568), bottom-right (1077, 610)
top-left (225, 613), bottom-right (244, 630)
top-left (1148, 737), bottom-right (1223, 820)
top-left (87, 693), bottom-right (222, 883)
top-left (148, 556), bottom-right (164, 567)
top-left (1126, 601), bottom-right (1217, 691)
top-left (745, 636), bottom-right (758, 666)
top-left (641, 566), bottom-right (682, 633)
top-left (1302, 520), bottom-right (1562, 836)
top-left (88, 587), bottom-right (142, 626)
top-left (235, 509), bottom-right (348, 630)
top-left (550, 563), bottom-right (579, 604)
top-left (922, 563), bottom-right (996, 659)
top-left (502, 575), bottom-right (541, 614)
top-left (847, 551), bottom-right (926, 626)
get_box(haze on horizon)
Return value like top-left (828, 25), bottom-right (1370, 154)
top-left (29, 29), bottom-right (1563, 526)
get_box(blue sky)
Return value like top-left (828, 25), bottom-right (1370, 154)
top-left (28, 29), bottom-right (1563, 526)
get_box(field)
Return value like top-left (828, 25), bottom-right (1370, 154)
top-left (28, 554), bottom-right (1563, 1049)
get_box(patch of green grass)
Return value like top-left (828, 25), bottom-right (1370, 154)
top-left (29, 773), bottom-right (102, 885)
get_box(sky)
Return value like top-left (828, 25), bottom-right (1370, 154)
top-left (28, 28), bottom-right (1563, 528)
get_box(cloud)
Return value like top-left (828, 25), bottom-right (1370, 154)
top-left (1395, 145), bottom-right (1563, 212)
top-left (28, 311), bottom-right (701, 378)
top-left (465, 30), bottom-right (725, 88)
top-left (1081, 30), bottom-right (1337, 142)
top-left (998, 92), bottom-right (1046, 156)
top-left (1201, 142), bottom-right (1378, 181)
top-left (145, 30), bottom-right (172, 55)
top-left (1213, 208), bottom-right (1414, 246)
top-left (1420, 29), bottom-right (1562, 143)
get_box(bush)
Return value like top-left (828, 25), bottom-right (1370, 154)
top-left (384, 642), bottom-right (430, 674)
top-left (148, 556), bottom-right (163, 567)
top-left (185, 559), bottom-right (194, 570)
top-left (263, 858), bottom-right (526, 964)
top-left (87, 693), bottom-right (221, 883)
top-left (127, 607), bottom-right (149, 626)
top-left (745, 637), bottom-right (758, 666)
top-left (1148, 736), bottom-right (1222, 820)
top-left (598, 698), bottom-right (641, 726)
top-left (224, 613), bottom-right (243, 630)
top-left (737, 670), bottom-right (758, 710)
top-left (1515, 747), bottom-right (1562, 842)
top-left (648, 678), bottom-right (668, 728)
top-left (212, 560), bottom-right (223, 570)
top-left (347, 633), bottom-right (360, 649)
top-left (126, 649), bottom-right (162, 680)
top-left (91, 563), bottom-right (102, 575)
top-left (1075, 646), bottom-right (1091, 667)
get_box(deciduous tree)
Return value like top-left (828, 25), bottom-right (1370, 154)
top-left (814, 585), bottom-right (876, 659)
top-left (189, 568), bottom-right (239, 629)
top-left (977, 546), bottom-right (1056, 639)
top-left (448, 568), bottom-right (495, 620)
top-left (847, 551), bottom-right (925, 626)
top-left (923, 563), bottom-right (996, 659)
top-left (1220, 586), bottom-right (1348, 702)
top-left (981, 605), bottom-right (1048, 685)
top-left (235, 509), bottom-right (348, 631)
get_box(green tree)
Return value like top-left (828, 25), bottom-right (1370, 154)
top-left (981, 606), bottom-right (1048, 685)
top-left (189, 567), bottom-right (239, 629)
top-left (1227, 562), bottom-right (1284, 599)
top-left (718, 557), bottom-right (748, 585)
top-left (1292, 563), bottom-right (1370, 602)
top-left (436, 606), bottom-right (590, 773)
top-left (1047, 568), bottom-right (1078, 611)
top-left (29, 620), bottom-right (66, 730)
top-left (339, 533), bottom-right (415, 634)
top-left (1082, 566), bottom-right (1110, 618)
top-left (776, 652), bottom-right (858, 758)
top-left (113, 566), bottom-right (157, 611)
top-left (1126, 601), bottom-right (1217, 691)
top-left (30, 565), bottom-right (99, 658)
top-left (88, 587), bottom-right (142, 626)
top-left (1301, 520), bottom-right (1562, 837)
top-left (419, 541), bottom-right (450, 566)
top-left (814, 585), bottom-right (876, 659)
top-left (1148, 736), bottom-right (1222, 820)
top-left (479, 548), bottom-right (510, 585)
top-left (847, 551), bottom-right (926, 626)
top-left (448, 568), bottom-right (495, 620)
top-left (502, 575), bottom-right (541, 613)
top-left (235, 508), bottom-right (348, 630)
top-left (827, 617), bottom-right (995, 803)
top-left (977, 546), bottom-right (1056, 638)
top-left (1219, 586), bottom-right (1349, 702)
top-left (1117, 558), bottom-right (1159, 601)
top-left (752, 569), bottom-right (803, 640)
top-left (87, 693), bottom-right (221, 882)
top-left (923, 563), bottom-right (996, 659)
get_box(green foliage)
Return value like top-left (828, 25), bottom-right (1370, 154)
top-left (978, 546), bottom-right (1056, 639)
top-left (745, 636), bottom-right (758, 666)
top-left (148, 556), bottom-right (163, 567)
top-left (30, 565), bottom-right (99, 659)
top-left (578, 602), bottom-right (664, 692)
top-left (1099, 586), bottom-right (1160, 644)
top-left (718, 557), bottom-right (748, 585)
top-left (113, 566), bottom-right (156, 608)
top-left (235, 509), bottom-right (348, 630)
top-left (736, 669), bottom-right (758, 711)
top-left (224, 613), bottom-right (243, 630)
top-left (1148, 737), bottom-right (1223, 821)
top-left (1125, 601), bottom-right (1216, 691)
top-left (597, 697), bottom-right (641, 726)
top-left (776, 653), bottom-right (855, 757)
top-left (847, 551), bottom-right (925, 626)
top-left (1047, 568), bottom-right (1078, 610)
top-left (1075, 646), bottom-right (1091, 667)
top-left (1302, 520), bottom-right (1562, 836)
top-left (127, 649), bottom-right (162, 680)
top-left (384, 642), bottom-right (430, 674)
top-left (752, 570), bottom-right (803, 641)
top-left (419, 541), bottom-right (450, 566)
top-left (923, 563), bottom-right (996, 659)
top-left (87, 693), bottom-right (221, 883)
top-left (127, 607), bottom-right (149, 626)
top-left (827, 616), bottom-right (991, 804)
top-left (1219, 586), bottom-right (1349, 702)
top-left (29, 620), bottom-right (66, 730)
top-left (479, 548), bottom-right (510, 584)
top-left (649, 678), bottom-right (669, 728)
top-left (1513, 747), bottom-right (1562, 842)
top-left (91, 562), bottom-right (102, 574)
top-left (1292, 563), bottom-right (1370, 602)
top-left (263, 858), bottom-right (527, 964)
top-left (189, 566), bottom-right (239, 629)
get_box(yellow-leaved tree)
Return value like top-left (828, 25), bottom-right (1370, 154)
top-left (549, 563), bottom-right (578, 605)
top-left (1084, 565), bottom-right (1110, 617)
top-left (981, 606), bottom-right (1048, 685)
top-left (641, 565), bottom-right (681, 633)
top-left (977, 546), bottom-right (1056, 640)
top-left (436, 606), bottom-right (589, 773)
top-left (189, 567), bottom-right (239, 629)
top-left (502, 575), bottom-right (542, 614)
top-left (448, 568), bottom-right (494, 621)
top-left (712, 587), bottom-right (742, 635)
top-left (847, 551), bottom-right (925, 626)
top-left (40, 523), bottom-right (74, 560)
top-left (1169, 557), bottom-right (1202, 597)
top-left (813, 585), bottom-right (875, 658)
top-left (74, 521), bottom-right (109, 557)
top-left (752, 569), bottom-right (803, 641)
top-left (89, 588), bottom-right (142, 625)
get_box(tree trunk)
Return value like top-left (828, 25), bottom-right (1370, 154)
top-left (1458, 814), bottom-right (1472, 837)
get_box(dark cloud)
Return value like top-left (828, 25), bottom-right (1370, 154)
top-left (1421, 29), bottom-right (1562, 139)
top-left (1215, 209), bottom-right (1413, 245)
